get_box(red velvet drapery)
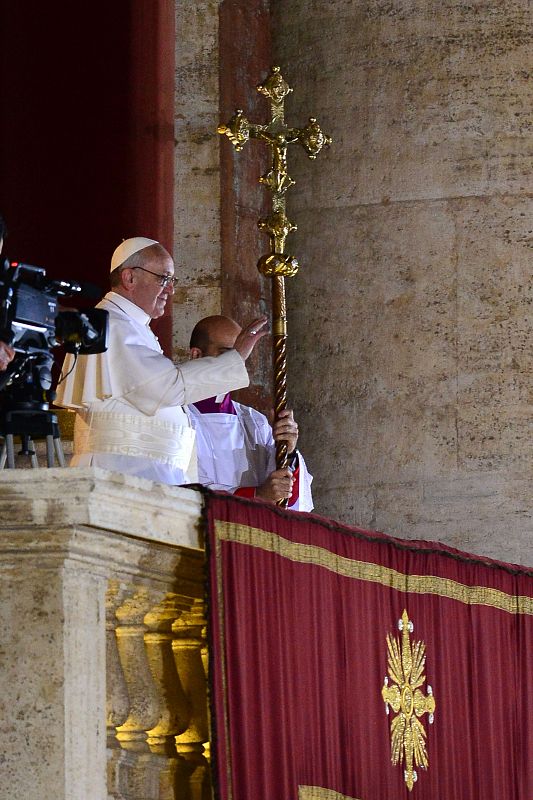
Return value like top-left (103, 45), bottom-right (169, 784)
top-left (205, 493), bottom-right (533, 800)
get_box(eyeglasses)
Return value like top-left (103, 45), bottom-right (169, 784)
top-left (131, 266), bottom-right (178, 288)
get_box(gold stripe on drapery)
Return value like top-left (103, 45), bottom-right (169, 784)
top-left (215, 520), bottom-right (533, 615)
top-left (299, 786), bottom-right (361, 800)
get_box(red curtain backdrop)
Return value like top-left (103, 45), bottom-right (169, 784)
top-left (205, 493), bottom-right (533, 800)
top-left (0, 1), bottom-right (174, 355)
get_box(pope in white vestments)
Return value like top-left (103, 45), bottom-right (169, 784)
top-left (187, 315), bottom-right (313, 511)
top-left (55, 237), bottom-right (267, 484)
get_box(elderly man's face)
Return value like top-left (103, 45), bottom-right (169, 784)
top-left (127, 249), bottom-right (175, 319)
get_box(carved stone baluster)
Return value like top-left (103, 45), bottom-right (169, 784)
top-left (201, 620), bottom-right (212, 765)
top-left (172, 599), bottom-right (209, 751)
top-left (144, 593), bottom-right (193, 754)
top-left (144, 593), bottom-right (195, 800)
top-left (115, 586), bottom-right (166, 800)
top-left (107, 580), bottom-right (131, 731)
top-left (172, 600), bottom-right (211, 800)
top-left (171, 759), bottom-right (210, 800)
top-left (115, 587), bottom-right (163, 748)
top-left (106, 580), bottom-right (133, 799)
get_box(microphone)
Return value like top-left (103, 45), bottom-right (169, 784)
top-left (48, 278), bottom-right (102, 299)
top-left (77, 280), bottom-right (103, 300)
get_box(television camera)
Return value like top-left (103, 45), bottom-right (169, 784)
top-left (0, 258), bottom-right (108, 466)
top-left (0, 257), bottom-right (108, 403)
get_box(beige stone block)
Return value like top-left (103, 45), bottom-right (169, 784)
top-left (328, 486), bottom-right (377, 529)
top-left (287, 201), bottom-right (460, 480)
top-left (0, 468), bottom-right (203, 548)
top-left (174, 117), bottom-right (221, 285)
top-left (174, 201), bottom-right (221, 287)
top-left (454, 196), bottom-right (533, 469)
top-left (314, 471), bottom-right (533, 566)
top-left (174, 117), bottom-right (220, 168)
top-left (173, 0), bottom-right (221, 356)
top-left (0, 566), bottom-right (107, 800)
top-left (172, 285), bottom-right (222, 360)
top-left (274, 0), bottom-right (533, 205)
top-left (175, 1), bottom-right (219, 114)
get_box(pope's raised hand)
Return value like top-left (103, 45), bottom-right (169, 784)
top-left (233, 316), bottom-right (268, 360)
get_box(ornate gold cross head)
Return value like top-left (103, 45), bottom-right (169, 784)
top-left (218, 66), bottom-right (331, 276)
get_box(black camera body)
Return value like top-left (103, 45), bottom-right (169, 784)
top-left (0, 258), bottom-right (108, 409)
top-left (1, 259), bottom-right (108, 356)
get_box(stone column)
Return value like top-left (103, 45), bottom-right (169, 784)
top-left (0, 534), bottom-right (107, 800)
top-left (173, 0), bottom-right (225, 360)
top-left (0, 468), bottom-right (204, 800)
top-left (173, 0), bottom-right (273, 412)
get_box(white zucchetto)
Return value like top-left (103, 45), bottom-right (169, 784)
top-left (110, 237), bottom-right (159, 272)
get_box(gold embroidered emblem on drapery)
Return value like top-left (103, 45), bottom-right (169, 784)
top-left (381, 610), bottom-right (436, 791)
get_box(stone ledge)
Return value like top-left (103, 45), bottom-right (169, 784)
top-left (0, 466), bottom-right (204, 549)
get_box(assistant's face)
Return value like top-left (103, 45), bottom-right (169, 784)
top-left (130, 251), bottom-right (175, 319)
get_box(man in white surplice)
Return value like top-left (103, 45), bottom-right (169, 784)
top-left (55, 237), bottom-right (267, 484)
top-left (187, 315), bottom-right (313, 511)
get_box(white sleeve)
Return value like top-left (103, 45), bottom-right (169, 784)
top-left (122, 349), bottom-right (249, 413)
top-left (257, 410), bottom-right (314, 512)
top-left (291, 451), bottom-right (314, 512)
top-left (240, 405), bottom-right (314, 511)
top-left (57, 330), bottom-right (249, 415)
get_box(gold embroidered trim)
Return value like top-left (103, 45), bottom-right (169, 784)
top-left (215, 533), bottom-right (234, 800)
top-left (299, 786), bottom-right (361, 800)
top-left (215, 520), bottom-right (533, 615)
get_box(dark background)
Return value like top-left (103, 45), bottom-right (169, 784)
top-left (0, 0), bottom-right (175, 351)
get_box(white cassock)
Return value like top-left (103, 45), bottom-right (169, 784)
top-left (188, 401), bottom-right (314, 511)
top-left (54, 292), bottom-right (249, 484)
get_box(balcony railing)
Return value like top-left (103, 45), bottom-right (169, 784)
top-left (0, 467), bottom-right (210, 800)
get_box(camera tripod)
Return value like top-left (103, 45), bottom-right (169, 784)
top-left (0, 407), bottom-right (65, 469)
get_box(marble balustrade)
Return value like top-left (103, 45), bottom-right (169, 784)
top-left (0, 467), bottom-right (211, 800)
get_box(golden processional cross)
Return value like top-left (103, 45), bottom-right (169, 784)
top-left (218, 66), bottom-right (331, 472)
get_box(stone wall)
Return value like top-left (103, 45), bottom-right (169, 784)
top-left (271, 0), bottom-right (533, 563)
top-left (173, 0), bottom-right (273, 412)
top-left (173, 0), bottom-right (223, 361)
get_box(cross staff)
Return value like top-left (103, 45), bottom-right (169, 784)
top-left (218, 66), bottom-right (331, 478)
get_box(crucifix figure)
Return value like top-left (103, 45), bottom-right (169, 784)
top-left (218, 66), bottom-right (331, 486)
